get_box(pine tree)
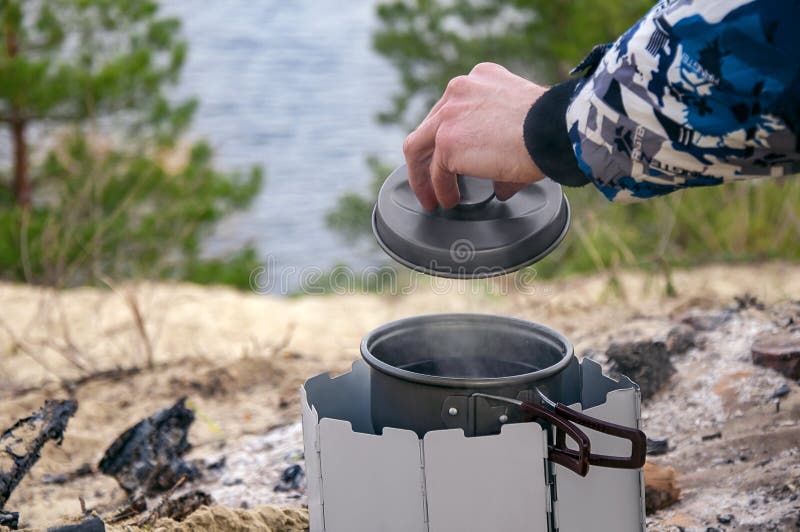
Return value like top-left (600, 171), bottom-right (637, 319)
top-left (0, 1), bottom-right (263, 286)
top-left (0, 0), bottom-right (190, 205)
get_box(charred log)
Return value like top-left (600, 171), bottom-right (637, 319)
top-left (98, 398), bottom-right (197, 496)
top-left (0, 400), bottom-right (78, 510)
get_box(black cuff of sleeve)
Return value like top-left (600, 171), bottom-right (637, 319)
top-left (523, 78), bottom-right (590, 188)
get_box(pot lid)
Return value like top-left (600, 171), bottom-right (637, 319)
top-left (372, 165), bottom-right (570, 278)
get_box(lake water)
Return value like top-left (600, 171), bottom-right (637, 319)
top-left (161, 0), bottom-right (407, 292)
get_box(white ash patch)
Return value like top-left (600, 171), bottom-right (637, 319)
top-left (184, 422), bottom-right (306, 510)
top-left (642, 313), bottom-right (784, 441)
top-left (643, 309), bottom-right (800, 530)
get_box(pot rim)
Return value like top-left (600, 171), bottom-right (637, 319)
top-left (360, 313), bottom-right (574, 388)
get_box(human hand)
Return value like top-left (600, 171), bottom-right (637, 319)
top-left (402, 62), bottom-right (548, 211)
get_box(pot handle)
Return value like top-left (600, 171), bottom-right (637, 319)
top-left (551, 403), bottom-right (647, 470)
top-left (471, 392), bottom-right (646, 476)
top-left (517, 401), bottom-right (592, 477)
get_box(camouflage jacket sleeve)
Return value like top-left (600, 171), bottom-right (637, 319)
top-left (523, 0), bottom-right (800, 202)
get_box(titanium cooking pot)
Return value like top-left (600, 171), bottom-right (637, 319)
top-left (361, 313), bottom-right (646, 477)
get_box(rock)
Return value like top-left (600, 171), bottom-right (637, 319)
top-left (751, 331), bottom-right (800, 379)
top-left (644, 463), bottom-right (681, 514)
top-left (646, 438), bottom-right (670, 456)
top-left (716, 514), bottom-right (734, 525)
top-left (98, 398), bottom-right (198, 496)
top-left (0, 400), bottom-right (78, 511)
top-left (665, 324), bottom-right (696, 355)
top-left (274, 464), bottom-right (304, 492)
top-left (47, 516), bottom-right (105, 532)
top-left (701, 432), bottom-right (722, 441)
top-left (606, 340), bottom-right (675, 401)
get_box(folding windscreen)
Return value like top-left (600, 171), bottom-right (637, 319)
top-left (301, 359), bottom-right (645, 532)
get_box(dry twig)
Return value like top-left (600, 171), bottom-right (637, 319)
top-left (136, 474), bottom-right (187, 526)
top-left (125, 290), bottom-right (155, 370)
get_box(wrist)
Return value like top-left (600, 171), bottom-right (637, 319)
top-left (523, 78), bottom-right (590, 187)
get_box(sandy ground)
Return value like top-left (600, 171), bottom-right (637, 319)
top-left (0, 262), bottom-right (798, 530)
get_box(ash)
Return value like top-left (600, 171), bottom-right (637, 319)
top-left (169, 304), bottom-right (800, 530)
top-left (639, 307), bottom-right (800, 531)
top-left (190, 422), bottom-right (306, 510)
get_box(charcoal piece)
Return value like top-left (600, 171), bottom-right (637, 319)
top-left (734, 294), bottom-right (765, 311)
top-left (646, 437), bottom-right (669, 456)
top-left (769, 383), bottom-right (791, 400)
top-left (98, 398), bottom-right (197, 496)
top-left (717, 514), bottom-right (734, 525)
top-left (205, 456), bottom-right (226, 471)
top-left (47, 516), bottom-right (105, 532)
top-left (158, 490), bottom-right (213, 522)
top-left (0, 400), bottom-right (78, 510)
top-left (665, 324), bottom-right (696, 355)
top-left (274, 464), bottom-right (305, 492)
top-left (606, 340), bottom-right (675, 401)
top-left (0, 510), bottom-right (19, 529)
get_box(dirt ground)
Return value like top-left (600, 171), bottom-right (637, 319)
top-left (0, 262), bottom-right (798, 530)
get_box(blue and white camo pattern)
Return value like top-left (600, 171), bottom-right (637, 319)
top-left (566, 0), bottom-right (800, 202)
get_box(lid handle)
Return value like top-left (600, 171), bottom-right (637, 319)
top-left (454, 175), bottom-right (495, 211)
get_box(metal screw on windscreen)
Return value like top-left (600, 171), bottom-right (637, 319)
top-left (449, 238), bottom-right (476, 264)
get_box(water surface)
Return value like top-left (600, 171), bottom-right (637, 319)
top-left (162, 0), bottom-right (406, 292)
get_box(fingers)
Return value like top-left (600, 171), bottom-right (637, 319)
top-left (403, 77), bottom-right (469, 210)
top-left (405, 68), bottom-right (524, 210)
top-left (429, 127), bottom-right (460, 209)
top-left (404, 115), bottom-right (461, 210)
top-left (403, 114), bottom-right (440, 211)
top-left (493, 181), bottom-right (527, 201)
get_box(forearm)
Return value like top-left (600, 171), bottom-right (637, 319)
top-left (524, 0), bottom-right (800, 202)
